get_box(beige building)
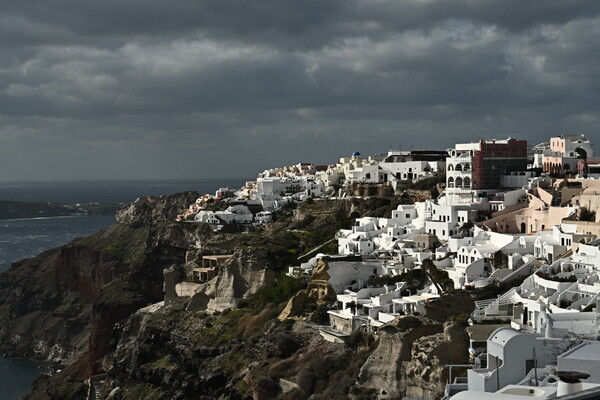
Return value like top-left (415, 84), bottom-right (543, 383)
top-left (480, 190), bottom-right (576, 234)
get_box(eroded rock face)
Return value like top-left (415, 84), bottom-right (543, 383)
top-left (187, 248), bottom-right (275, 313)
top-left (355, 317), bottom-right (469, 400)
top-left (116, 191), bottom-right (199, 227)
top-left (401, 322), bottom-right (470, 400)
top-left (0, 192), bottom-right (198, 368)
top-left (4, 195), bottom-right (478, 400)
top-left (279, 258), bottom-right (336, 320)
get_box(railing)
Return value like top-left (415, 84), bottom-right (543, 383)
top-left (542, 150), bottom-right (564, 157)
top-left (474, 287), bottom-right (518, 315)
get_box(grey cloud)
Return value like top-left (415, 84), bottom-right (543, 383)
top-left (1, 1), bottom-right (600, 182)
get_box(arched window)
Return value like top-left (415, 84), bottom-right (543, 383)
top-left (447, 177), bottom-right (455, 188)
top-left (463, 163), bottom-right (470, 171)
top-left (448, 164), bottom-right (454, 171)
top-left (463, 177), bottom-right (471, 188)
top-left (455, 177), bottom-right (463, 188)
top-left (455, 164), bottom-right (463, 171)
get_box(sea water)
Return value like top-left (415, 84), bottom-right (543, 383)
top-left (0, 179), bottom-right (246, 399)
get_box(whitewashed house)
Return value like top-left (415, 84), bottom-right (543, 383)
top-left (424, 200), bottom-right (474, 241)
top-left (467, 328), bottom-right (554, 393)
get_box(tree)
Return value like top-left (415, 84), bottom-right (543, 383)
top-left (345, 301), bottom-right (358, 315)
top-left (459, 221), bottom-right (474, 234)
top-left (550, 332), bottom-right (587, 361)
top-left (576, 207), bottom-right (596, 222)
top-left (422, 258), bottom-right (453, 293)
top-left (575, 147), bottom-right (588, 179)
top-left (491, 251), bottom-right (509, 269)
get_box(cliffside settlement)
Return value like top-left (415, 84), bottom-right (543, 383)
top-left (167, 133), bottom-right (600, 399)
top-left (2, 134), bottom-right (600, 400)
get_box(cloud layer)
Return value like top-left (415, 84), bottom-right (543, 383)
top-left (1, 0), bottom-right (599, 181)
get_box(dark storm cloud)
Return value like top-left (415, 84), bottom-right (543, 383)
top-left (1, 0), bottom-right (600, 181)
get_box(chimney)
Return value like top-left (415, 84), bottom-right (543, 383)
top-left (557, 371), bottom-right (590, 396)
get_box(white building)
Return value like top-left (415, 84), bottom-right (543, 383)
top-left (337, 205), bottom-right (427, 256)
top-left (253, 176), bottom-right (325, 210)
top-left (467, 328), bottom-right (554, 392)
top-left (195, 204), bottom-right (254, 225)
top-left (424, 200), bottom-right (474, 241)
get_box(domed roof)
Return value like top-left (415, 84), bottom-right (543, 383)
top-left (352, 151), bottom-right (361, 156)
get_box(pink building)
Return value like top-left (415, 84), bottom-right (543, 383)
top-left (543, 134), bottom-right (594, 175)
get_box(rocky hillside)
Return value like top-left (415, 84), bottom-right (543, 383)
top-left (98, 299), bottom-right (471, 400)
top-left (0, 193), bottom-right (478, 399)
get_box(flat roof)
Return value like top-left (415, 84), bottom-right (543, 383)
top-left (466, 324), bottom-right (510, 342)
top-left (560, 342), bottom-right (600, 362)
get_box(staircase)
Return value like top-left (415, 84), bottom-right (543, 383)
top-left (87, 374), bottom-right (108, 400)
top-left (473, 287), bottom-right (518, 319)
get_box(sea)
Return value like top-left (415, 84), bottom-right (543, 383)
top-left (0, 179), bottom-right (246, 399)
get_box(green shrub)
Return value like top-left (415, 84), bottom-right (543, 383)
top-left (249, 275), bottom-right (307, 308)
top-left (274, 333), bottom-right (301, 358)
top-left (451, 313), bottom-right (470, 327)
top-left (396, 315), bottom-right (422, 331)
top-left (347, 330), bottom-right (375, 350)
top-left (311, 304), bottom-right (330, 324)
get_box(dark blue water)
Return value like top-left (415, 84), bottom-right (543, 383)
top-left (0, 179), bottom-right (247, 399)
top-left (0, 215), bottom-right (115, 399)
top-left (0, 359), bottom-right (49, 400)
top-left (0, 215), bottom-right (115, 273)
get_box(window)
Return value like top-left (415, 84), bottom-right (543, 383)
top-left (406, 214), bottom-right (410, 218)
top-left (365, 173), bottom-right (371, 179)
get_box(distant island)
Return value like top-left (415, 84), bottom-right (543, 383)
top-left (0, 200), bottom-right (120, 220)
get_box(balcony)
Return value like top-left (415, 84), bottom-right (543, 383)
top-left (542, 150), bottom-right (563, 157)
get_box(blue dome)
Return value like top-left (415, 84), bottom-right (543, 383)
top-left (352, 151), bottom-right (361, 156)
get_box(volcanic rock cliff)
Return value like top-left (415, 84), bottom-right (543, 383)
top-left (0, 193), bottom-right (478, 399)
top-left (0, 192), bottom-right (200, 397)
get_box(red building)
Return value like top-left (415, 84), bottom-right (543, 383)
top-left (471, 139), bottom-right (529, 190)
top-left (447, 138), bottom-right (529, 195)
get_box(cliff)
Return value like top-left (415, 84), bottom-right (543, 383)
top-left (0, 192), bottom-right (200, 397)
top-left (0, 193), bottom-right (479, 399)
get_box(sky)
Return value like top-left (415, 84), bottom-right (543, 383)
top-left (1, 0), bottom-right (599, 182)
